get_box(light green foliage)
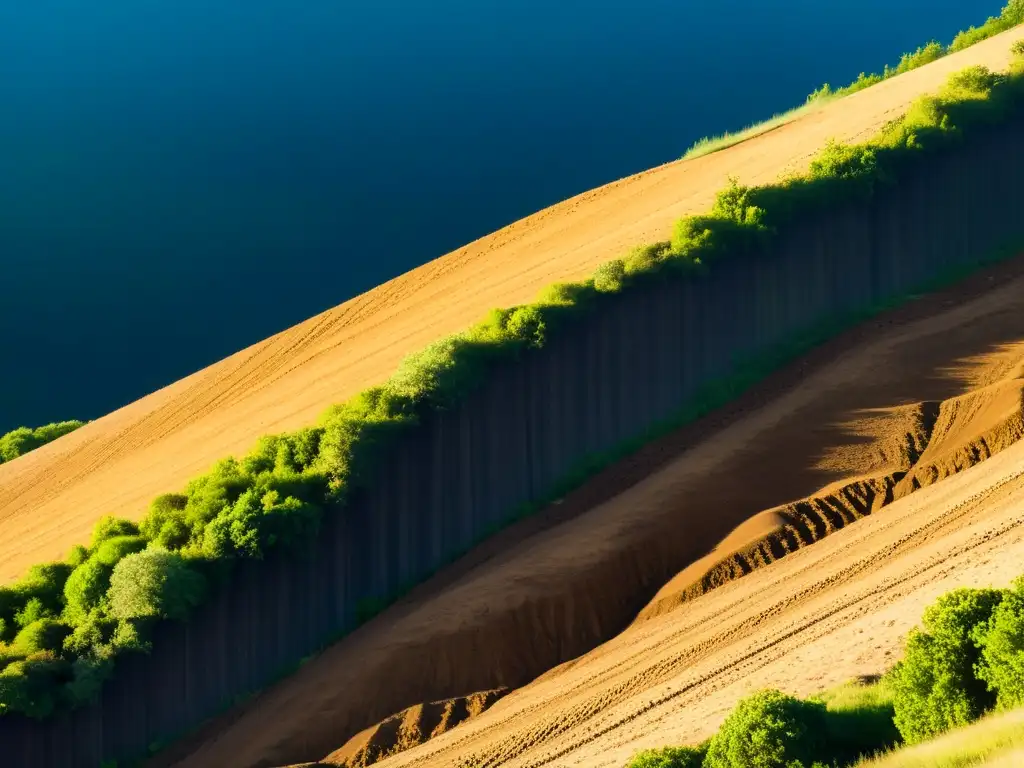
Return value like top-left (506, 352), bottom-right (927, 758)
top-left (1004, 0), bottom-right (1024, 25)
top-left (12, 620), bottom-right (72, 655)
top-left (593, 259), bottom-right (627, 294)
top-left (626, 744), bottom-right (707, 768)
top-left (888, 588), bottom-right (1005, 744)
top-left (63, 558), bottom-right (115, 625)
top-left (93, 536), bottom-right (147, 567)
top-left (0, 420), bottom-right (84, 463)
top-left (66, 545), bottom-right (90, 567)
top-left (107, 550), bottom-right (206, 622)
top-left (976, 577), bottom-right (1024, 709)
top-left (703, 689), bottom-right (828, 768)
top-left (91, 516), bottom-right (140, 548)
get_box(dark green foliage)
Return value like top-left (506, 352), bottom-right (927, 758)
top-left (887, 587), bottom-right (1005, 744)
top-left (107, 550), bottom-right (206, 622)
top-left (0, 420), bottom-right (85, 463)
top-left (976, 577), bottom-right (1024, 709)
top-left (0, 652), bottom-right (72, 718)
top-left (93, 536), bottom-right (147, 566)
top-left (704, 689), bottom-right (828, 768)
top-left (627, 744), bottom-right (708, 768)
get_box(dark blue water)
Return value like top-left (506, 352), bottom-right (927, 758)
top-left (0, 0), bottom-right (1003, 432)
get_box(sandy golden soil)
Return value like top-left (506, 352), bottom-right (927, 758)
top-left (153, 245), bottom-right (1024, 768)
top-left (372, 442), bottom-right (1024, 768)
top-left (2, 26), bottom-right (1022, 582)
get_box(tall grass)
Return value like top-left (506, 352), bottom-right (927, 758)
top-left (855, 708), bottom-right (1024, 767)
top-left (0, 55), bottom-right (1022, 725)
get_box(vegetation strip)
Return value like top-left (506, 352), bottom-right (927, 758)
top-left (682, 2), bottom-right (1023, 160)
top-left (2, 49), bottom-right (1024, 731)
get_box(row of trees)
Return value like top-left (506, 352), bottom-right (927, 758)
top-left (1, 53), bottom-right (1022, 732)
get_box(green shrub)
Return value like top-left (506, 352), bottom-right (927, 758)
top-left (66, 545), bottom-right (91, 567)
top-left (627, 744), bottom-right (707, 768)
top-left (14, 598), bottom-right (53, 629)
top-left (1004, 0), bottom-right (1024, 25)
top-left (91, 516), bottom-right (141, 548)
top-left (107, 550), bottom-right (206, 622)
top-left (13, 620), bottom-right (72, 655)
top-left (93, 536), bottom-right (147, 567)
top-left (887, 588), bottom-right (1005, 744)
top-left (0, 652), bottom-right (71, 718)
top-left (0, 420), bottom-right (85, 463)
top-left (63, 558), bottom-right (115, 625)
top-left (704, 689), bottom-right (828, 768)
top-left (976, 577), bottom-right (1024, 709)
top-left (593, 259), bottom-right (626, 294)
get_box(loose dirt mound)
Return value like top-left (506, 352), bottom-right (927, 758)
top-left (154, 251), bottom-right (1024, 768)
top-left (309, 689), bottom-right (508, 768)
top-left (2, 27), bottom-right (1022, 583)
top-left (638, 381), bottom-right (1024, 620)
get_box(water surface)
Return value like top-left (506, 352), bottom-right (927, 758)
top-left (0, 0), bottom-right (1003, 431)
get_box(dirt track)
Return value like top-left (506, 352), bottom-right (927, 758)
top-left (152, 244), bottom-right (1024, 768)
top-left (2, 27), bottom-right (1022, 582)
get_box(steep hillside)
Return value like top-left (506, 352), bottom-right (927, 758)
top-left (1, 26), bottom-right (1021, 584)
top-left (154, 235), bottom-right (1024, 767)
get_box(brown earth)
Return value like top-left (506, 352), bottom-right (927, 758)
top-left (151, 247), bottom-right (1024, 768)
top-left (1, 26), bottom-right (1022, 583)
top-left (294, 689), bottom-right (508, 768)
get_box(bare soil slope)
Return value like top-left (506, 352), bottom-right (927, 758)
top-left (2, 27), bottom-right (1022, 581)
top-left (155, 251), bottom-right (1024, 768)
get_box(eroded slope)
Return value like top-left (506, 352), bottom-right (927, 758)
top-left (155, 249), bottom-right (1024, 768)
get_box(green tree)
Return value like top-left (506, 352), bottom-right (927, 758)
top-left (627, 744), bottom-right (707, 768)
top-left (887, 587), bottom-right (1004, 743)
top-left (976, 577), bottom-right (1024, 709)
top-left (704, 689), bottom-right (828, 768)
top-left (108, 550), bottom-right (206, 622)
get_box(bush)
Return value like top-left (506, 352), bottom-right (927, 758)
top-left (13, 620), bottom-right (72, 655)
top-left (976, 577), bottom-right (1024, 709)
top-left (0, 420), bottom-right (84, 463)
top-left (107, 550), bottom-right (206, 622)
top-left (63, 558), bottom-right (115, 625)
top-left (887, 588), bottom-right (1005, 744)
top-left (90, 516), bottom-right (141, 548)
top-left (0, 652), bottom-right (71, 718)
top-left (704, 689), bottom-right (828, 768)
top-left (627, 744), bottom-right (707, 768)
